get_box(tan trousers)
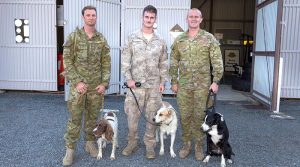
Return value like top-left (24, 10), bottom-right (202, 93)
top-left (124, 88), bottom-right (162, 149)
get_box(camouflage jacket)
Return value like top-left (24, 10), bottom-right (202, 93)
top-left (63, 27), bottom-right (111, 89)
top-left (170, 29), bottom-right (223, 89)
top-left (121, 29), bottom-right (168, 88)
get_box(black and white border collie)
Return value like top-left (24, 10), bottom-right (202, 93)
top-left (201, 112), bottom-right (234, 167)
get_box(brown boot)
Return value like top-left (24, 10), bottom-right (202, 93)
top-left (195, 142), bottom-right (204, 161)
top-left (179, 141), bottom-right (192, 159)
top-left (145, 147), bottom-right (155, 159)
top-left (63, 148), bottom-right (74, 166)
top-left (122, 141), bottom-right (138, 156)
top-left (85, 141), bottom-right (98, 158)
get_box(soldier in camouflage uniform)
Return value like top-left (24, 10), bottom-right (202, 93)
top-left (62, 6), bottom-right (111, 166)
top-left (170, 8), bottom-right (224, 161)
top-left (121, 5), bottom-right (168, 159)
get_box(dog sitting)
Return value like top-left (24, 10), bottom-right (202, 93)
top-left (201, 111), bottom-right (234, 167)
top-left (93, 111), bottom-right (118, 160)
top-left (153, 101), bottom-right (178, 158)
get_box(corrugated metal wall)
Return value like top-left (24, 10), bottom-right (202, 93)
top-left (280, 0), bottom-right (300, 98)
top-left (0, 0), bottom-right (57, 91)
top-left (63, 0), bottom-right (121, 95)
top-left (121, 0), bottom-right (190, 94)
top-left (253, 1), bottom-right (278, 105)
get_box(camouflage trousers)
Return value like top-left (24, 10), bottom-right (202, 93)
top-left (124, 88), bottom-right (162, 149)
top-left (177, 87), bottom-right (210, 143)
top-left (64, 89), bottom-right (103, 149)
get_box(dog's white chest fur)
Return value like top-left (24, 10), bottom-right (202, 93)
top-left (160, 116), bottom-right (177, 134)
top-left (208, 125), bottom-right (223, 145)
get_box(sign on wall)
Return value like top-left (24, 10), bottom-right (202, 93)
top-left (224, 49), bottom-right (240, 71)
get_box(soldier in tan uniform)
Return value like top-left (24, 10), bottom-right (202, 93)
top-left (121, 5), bottom-right (168, 159)
top-left (62, 6), bottom-right (111, 166)
top-left (170, 8), bottom-right (224, 161)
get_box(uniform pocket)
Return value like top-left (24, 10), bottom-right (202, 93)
top-left (91, 41), bottom-right (102, 56)
top-left (132, 39), bottom-right (145, 53)
top-left (76, 43), bottom-right (88, 62)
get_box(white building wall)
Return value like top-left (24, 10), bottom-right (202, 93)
top-left (280, 0), bottom-right (300, 98)
top-left (0, 0), bottom-right (57, 91)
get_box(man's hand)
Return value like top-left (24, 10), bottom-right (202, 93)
top-left (127, 80), bottom-right (136, 88)
top-left (159, 84), bottom-right (165, 92)
top-left (76, 82), bottom-right (87, 94)
top-left (95, 85), bottom-right (106, 94)
top-left (209, 82), bottom-right (219, 93)
top-left (171, 84), bottom-right (178, 93)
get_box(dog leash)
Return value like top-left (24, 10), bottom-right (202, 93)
top-left (205, 90), bottom-right (217, 113)
top-left (122, 82), bottom-right (160, 126)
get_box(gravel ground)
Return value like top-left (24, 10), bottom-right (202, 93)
top-left (0, 92), bottom-right (299, 167)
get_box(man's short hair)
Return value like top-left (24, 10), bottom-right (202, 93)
top-left (143, 5), bottom-right (157, 16)
top-left (82, 5), bottom-right (97, 16)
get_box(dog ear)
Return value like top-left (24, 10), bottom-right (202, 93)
top-left (167, 109), bottom-right (172, 116)
top-left (105, 123), bottom-right (114, 141)
top-left (98, 119), bottom-right (106, 128)
top-left (162, 102), bottom-right (166, 108)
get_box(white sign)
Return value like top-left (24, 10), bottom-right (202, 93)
top-left (224, 49), bottom-right (239, 71)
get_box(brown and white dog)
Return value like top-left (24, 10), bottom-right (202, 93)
top-left (93, 111), bottom-right (118, 160)
top-left (153, 101), bottom-right (178, 158)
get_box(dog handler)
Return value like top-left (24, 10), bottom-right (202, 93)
top-left (121, 5), bottom-right (168, 159)
top-left (62, 5), bottom-right (111, 166)
top-left (170, 8), bottom-right (223, 160)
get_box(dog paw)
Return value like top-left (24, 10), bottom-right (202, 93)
top-left (110, 156), bottom-right (115, 160)
top-left (159, 150), bottom-right (164, 156)
top-left (170, 152), bottom-right (176, 158)
top-left (203, 156), bottom-right (210, 163)
top-left (220, 162), bottom-right (226, 167)
top-left (97, 155), bottom-right (102, 160)
top-left (227, 159), bottom-right (233, 164)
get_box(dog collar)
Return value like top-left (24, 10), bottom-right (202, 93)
top-left (107, 118), bottom-right (115, 122)
top-left (165, 119), bottom-right (173, 126)
top-left (206, 127), bottom-right (212, 133)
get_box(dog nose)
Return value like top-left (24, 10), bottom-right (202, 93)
top-left (152, 118), bottom-right (155, 122)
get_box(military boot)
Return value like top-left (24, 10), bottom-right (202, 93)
top-left (195, 141), bottom-right (204, 161)
top-left (85, 141), bottom-right (98, 158)
top-left (63, 148), bottom-right (74, 166)
top-left (145, 146), bottom-right (155, 159)
top-left (122, 141), bottom-right (138, 156)
top-left (179, 141), bottom-right (192, 159)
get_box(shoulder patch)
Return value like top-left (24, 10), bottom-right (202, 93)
top-left (63, 39), bottom-right (72, 47)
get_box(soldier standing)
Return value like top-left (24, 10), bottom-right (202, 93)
top-left (170, 8), bottom-right (223, 161)
top-left (62, 6), bottom-right (111, 166)
top-left (121, 5), bottom-right (168, 159)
